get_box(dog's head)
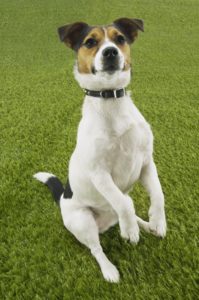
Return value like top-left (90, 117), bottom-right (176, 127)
top-left (58, 18), bottom-right (144, 90)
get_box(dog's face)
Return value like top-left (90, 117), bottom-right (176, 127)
top-left (58, 18), bottom-right (144, 90)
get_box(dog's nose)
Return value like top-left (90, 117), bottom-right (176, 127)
top-left (102, 47), bottom-right (118, 58)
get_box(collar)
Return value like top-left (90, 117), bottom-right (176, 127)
top-left (84, 88), bottom-right (126, 99)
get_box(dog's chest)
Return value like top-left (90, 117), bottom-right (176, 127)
top-left (103, 119), bottom-right (150, 191)
top-left (76, 96), bottom-right (153, 193)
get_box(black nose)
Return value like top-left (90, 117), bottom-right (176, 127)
top-left (102, 47), bottom-right (118, 58)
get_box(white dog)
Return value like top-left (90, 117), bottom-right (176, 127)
top-left (34, 18), bottom-right (166, 283)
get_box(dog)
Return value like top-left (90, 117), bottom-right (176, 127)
top-left (34, 18), bottom-right (166, 283)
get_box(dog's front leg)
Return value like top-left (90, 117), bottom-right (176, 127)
top-left (140, 159), bottom-right (167, 237)
top-left (91, 170), bottom-right (139, 243)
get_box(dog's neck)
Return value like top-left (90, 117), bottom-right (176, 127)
top-left (74, 65), bottom-right (131, 91)
top-left (74, 66), bottom-right (134, 135)
top-left (82, 92), bottom-right (135, 136)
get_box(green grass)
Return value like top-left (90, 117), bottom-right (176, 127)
top-left (0, 0), bottom-right (198, 299)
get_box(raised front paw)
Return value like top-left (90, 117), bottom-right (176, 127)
top-left (149, 207), bottom-right (167, 238)
top-left (119, 217), bottom-right (140, 244)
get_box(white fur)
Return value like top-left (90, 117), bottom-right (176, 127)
top-left (37, 33), bottom-right (166, 282)
top-left (33, 172), bottom-right (55, 183)
top-left (58, 66), bottom-right (166, 282)
top-left (74, 30), bottom-right (130, 91)
top-left (74, 66), bottom-right (131, 90)
top-left (94, 41), bottom-right (124, 72)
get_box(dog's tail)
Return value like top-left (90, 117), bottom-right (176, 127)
top-left (33, 172), bottom-right (65, 205)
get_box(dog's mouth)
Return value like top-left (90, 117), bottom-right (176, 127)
top-left (103, 63), bottom-right (120, 74)
top-left (92, 61), bottom-right (122, 75)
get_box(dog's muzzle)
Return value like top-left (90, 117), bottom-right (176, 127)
top-left (102, 46), bottom-right (120, 73)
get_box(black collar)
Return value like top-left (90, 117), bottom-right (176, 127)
top-left (84, 88), bottom-right (126, 99)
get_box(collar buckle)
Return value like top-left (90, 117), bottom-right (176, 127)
top-left (113, 90), bottom-right (117, 98)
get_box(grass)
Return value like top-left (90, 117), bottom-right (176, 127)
top-left (0, 0), bottom-right (198, 299)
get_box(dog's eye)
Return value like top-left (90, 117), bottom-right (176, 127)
top-left (116, 35), bottom-right (126, 45)
top-left (84, 38), bottom-right (97, 48)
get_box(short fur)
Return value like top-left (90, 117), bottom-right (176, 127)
top-left (34, 17), bottom-right (166, 283)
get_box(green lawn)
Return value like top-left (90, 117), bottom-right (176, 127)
top-left (0, 0), bottom-right (198, 299)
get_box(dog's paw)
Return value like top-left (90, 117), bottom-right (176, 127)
top-left (101, 261), bottom-right (120, 283)
top-left (149, 208), bottom-right (167, 238)
top-left (119, 218), bottom-right (140, 244)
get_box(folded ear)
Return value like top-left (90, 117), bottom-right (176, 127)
top-left (113, 18), bottom-right (144, 43)
top-left (57, 22), bottom-right (90, 51)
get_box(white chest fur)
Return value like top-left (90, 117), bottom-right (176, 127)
top-left (69, 93), bottom-right (153, 204)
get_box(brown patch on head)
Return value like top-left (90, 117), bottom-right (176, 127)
top-left (107, 26), bottom-right (131, 71)
top-left (77, 27), bottom-right (105, 73)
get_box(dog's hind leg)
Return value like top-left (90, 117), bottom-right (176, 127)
top-left (94, 208), bottom-right (150, 234)
top-left (140, 160), bottom-right (167, 237)
top-left (136, 216), bottom-right (150, 233)
top-left (60, 197), bottom-right (120, 283)
top-left (94, 209), bottom-right (118, 234)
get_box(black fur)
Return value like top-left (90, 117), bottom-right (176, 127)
top-left (45, 177), bottom-right (64, 205)
top-left (63, 180), bottom-right (73, 199)
top-left (57, 22), bottom-right (92, 51)
top-left (45, 177), bottom-right (73, 206)
top-left (113, 18), bottom-right (144, 44)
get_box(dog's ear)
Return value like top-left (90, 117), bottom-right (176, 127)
top-left (113, 18), bottom-right (144, 43)
top-left (58, 22), bottom-right (90, 51)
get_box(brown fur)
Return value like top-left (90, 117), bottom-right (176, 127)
top-left (78, 27), bottom-right (105, 73)
top-left (107, 26), bottom-right (131, 71)
top-left (77, 26), bottom-right (131, 74)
